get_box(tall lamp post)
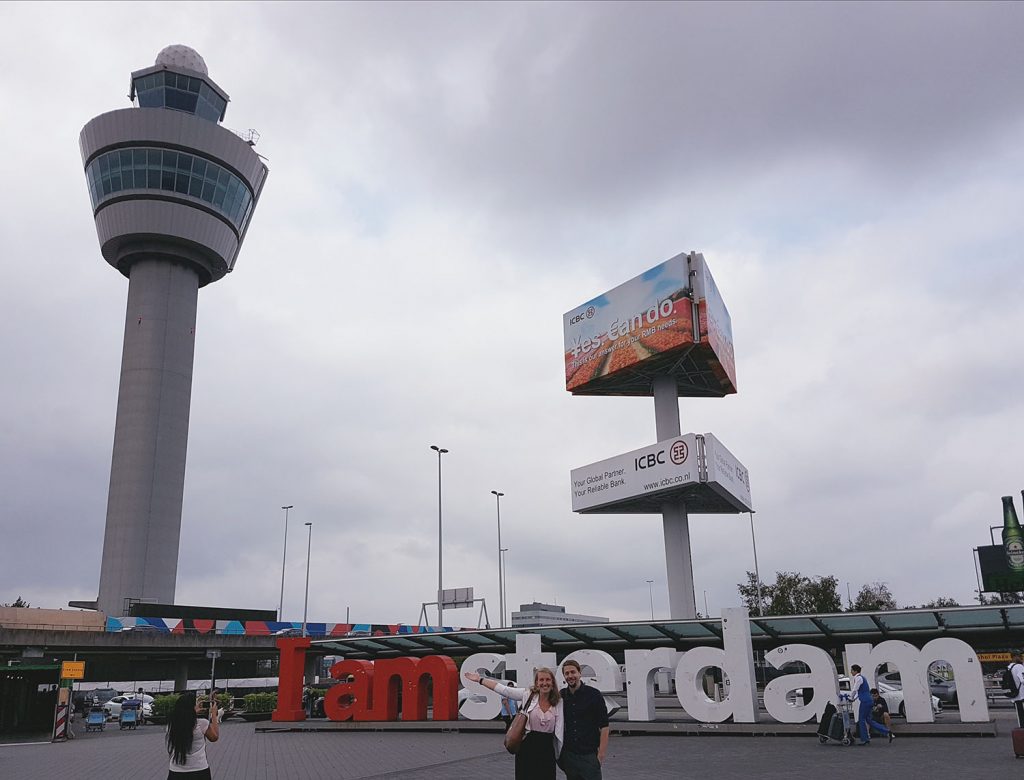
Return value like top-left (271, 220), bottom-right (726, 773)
top-left (491, 490), bottom-right (505, 628)
top-left (646, 579), bottom-right (655, 620)
top-left (430, 445), bottom-right (448, 629)
top-left (301, 522), bottom-right (313, 637)
top-left (749, 511), bottom-right (763, 616)
top-left (278, 505), bottom-right (293, 621)
top-left (500, 547), bottom-right (509, 627)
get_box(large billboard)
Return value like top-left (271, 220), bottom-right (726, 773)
top-left (691, 255), bottom-right (737, 392)
top-left (702, 433), bottom-right (751, 511)
top-left (563, 252), bottom-right (737, 397)
top-left (570, 433), bottom-right (752, 514)
top-left (977, 545), bottom-right (1024, 592)
top-left (571, 435), bottom-right (701, 513)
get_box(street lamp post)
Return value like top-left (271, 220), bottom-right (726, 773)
top-left (500, 547), bottom-right (509, 627)
top-left (491, 491), bottom-right (504, 628)
top-left (301, 522), bottom-right (312, 638)
top-left (430, 445), bottom-right (448, 629)
top-left (749, 512), bottom-right (764, 617)
top-left (278, 505), bottom-right (293, 621)
top-left (646, 579), bottom-right (655, 620)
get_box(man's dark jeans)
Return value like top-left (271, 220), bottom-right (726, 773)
top-left (558, 750), bottom-right (602, 780)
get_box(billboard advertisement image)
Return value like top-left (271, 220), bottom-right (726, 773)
top-left (571, 434), bottom-right (700, 513)
top-left (570, 433), bottom-right (752, 514)
top-left (977, 545), bottom-right (1024, 593)
top-left (702, 433), bottom-right (751, 511)
top-left (692, 255), bottom-right (737, 391)
top-left (563, 252), bottom-right (737, 397)
top-left (563, 254), bottom-right (694, 394)
top-left (979, 495), bottom-right (1024, 592)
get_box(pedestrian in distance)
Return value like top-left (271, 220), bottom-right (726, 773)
top-left (558, 659), bottom-right (610, 780)
top-left (849, 665), bottom-right (892, 746)
top-left (166, 691), bottom-right (220, 779)
top-left (463, 667), bottom-right (563, 780)
top-left (1008, 651), bottom-right (1024, 727)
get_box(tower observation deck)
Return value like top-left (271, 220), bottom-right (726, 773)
top-left (79, 46), bottom-right (268, 616)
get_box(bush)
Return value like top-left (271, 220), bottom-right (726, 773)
top-left (243, 692), bottom-right (277, 713)
top-left (151, 692), bottom-right (232, 717)
top-left (152, 694), bottom-right (179, 717)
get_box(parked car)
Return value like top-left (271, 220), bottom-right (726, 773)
top-left (838, 676), bottom-right (941, 718)
top-left (877, 671), bottom-right (957, 705)
top-left (74, 687), bottom-right (119, 712)
top-left (103, 694), bottom-right (154, 721)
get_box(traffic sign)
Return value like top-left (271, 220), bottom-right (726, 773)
top-left (61, 661), bottom-right (85, 680)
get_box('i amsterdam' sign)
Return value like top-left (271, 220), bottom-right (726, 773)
top-left (272, 609), bottom-right (988, 725)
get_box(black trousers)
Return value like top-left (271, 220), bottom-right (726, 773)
top-left (515, 731), bottom-right (555, 780)
top-left (1015, 699), bottom-right (1024, 729)
top-left (167, 770), bottom-right (211, 780)
top-left (558, 749), bottom-right (603, 780)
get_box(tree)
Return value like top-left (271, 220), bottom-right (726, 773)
top-left (919, 597), bottom-right (960, 608)
top-left (851, 582), bottom-right (896, 612)
top-left (737, 571), bottom-right (772, 616)
top-left (737, 571), bottom-right (842, 616)
top-left (979, 592), bottom-right (1024, 605)
top-left (2, 596), bottom-right (30, 608)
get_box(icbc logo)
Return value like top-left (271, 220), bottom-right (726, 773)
top-left (670, 440), bottom-right (688, 464)
top-left (585, 306), bottom-right (595, 319)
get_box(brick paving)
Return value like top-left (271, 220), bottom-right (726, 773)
top-left (0, 718), bottom-right (1020, 779)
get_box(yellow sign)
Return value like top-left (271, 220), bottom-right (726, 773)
top-left (61, 661), bottom-right (85, 680)
top-left (978, 652), bottom-right (1011, 663)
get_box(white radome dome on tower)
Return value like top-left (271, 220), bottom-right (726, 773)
top-left (155, 45), bottom-right (208, 76)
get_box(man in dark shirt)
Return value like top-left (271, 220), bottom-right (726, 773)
top-left (558, 659), bottom-right (609, 780)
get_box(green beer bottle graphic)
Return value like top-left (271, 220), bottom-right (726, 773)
top-left (1002, 496), bottom-right (1024, 571)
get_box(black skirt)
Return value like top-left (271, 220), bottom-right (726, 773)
top-left (515, 731), bottom-right (555, 780)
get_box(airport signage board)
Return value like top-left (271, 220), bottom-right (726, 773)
top-left (441, 588), bottom-right (474, 609)
top-left (977, 652), bottom-right (1011, 663)
top-left (563, 253), bottom-right (695, 393)
top-left (60, 661), bottom-right (85, 680)
top-left (570, 435), bottom-right (700, 512)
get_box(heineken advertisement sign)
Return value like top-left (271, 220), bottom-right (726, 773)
top-left (979, 495), bottom-right (1024, 592)
top-left (978, 545), bottom-right (1024, 592)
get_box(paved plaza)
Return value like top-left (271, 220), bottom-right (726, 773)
top-left (0, 718), bottom-right (1020, 780)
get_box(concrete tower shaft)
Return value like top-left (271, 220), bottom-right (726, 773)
top-left (99, 258), bottom-right (199, 612)
top-left (81, 47), bottom-right (267, 616)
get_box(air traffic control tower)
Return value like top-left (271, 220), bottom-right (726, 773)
top-left (79, 46), bottom-right (268, 616)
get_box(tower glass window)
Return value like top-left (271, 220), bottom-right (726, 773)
top-left (133, 71), bottom-right (227, 123)
top-left (86, 147), bottom-right (255, 231)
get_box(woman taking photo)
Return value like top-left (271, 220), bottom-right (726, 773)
top-left (464, 667), bottom-right (563, 780)
top-left (166, 691), bottom-right (219, 779)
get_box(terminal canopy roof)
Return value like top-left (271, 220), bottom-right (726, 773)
top-left (312, 605), bottom-right (1024, 659)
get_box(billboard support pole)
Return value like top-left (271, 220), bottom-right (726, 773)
top-left (653, 376), bottom-right (697, 619)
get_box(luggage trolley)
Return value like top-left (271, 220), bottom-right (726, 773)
top-left (119, 703), bottom-right (139, 730)
top-left (85, 705), bottom-right (106, 733)
top-left (817, 694), bottom-right (854, 746)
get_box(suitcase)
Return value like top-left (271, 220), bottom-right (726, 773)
top-left (817, 702), bottom-right (837, 739)
top-left (1013, 727), bottom-right (1024, 758)
top-left (830, 713), bottom-right (846, 742)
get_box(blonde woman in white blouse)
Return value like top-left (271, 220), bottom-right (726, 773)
top-left (464, 666), bottom-right (563, 779)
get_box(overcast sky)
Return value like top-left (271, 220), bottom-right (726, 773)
top-left (2, 1), bottom-right (1023, 626)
